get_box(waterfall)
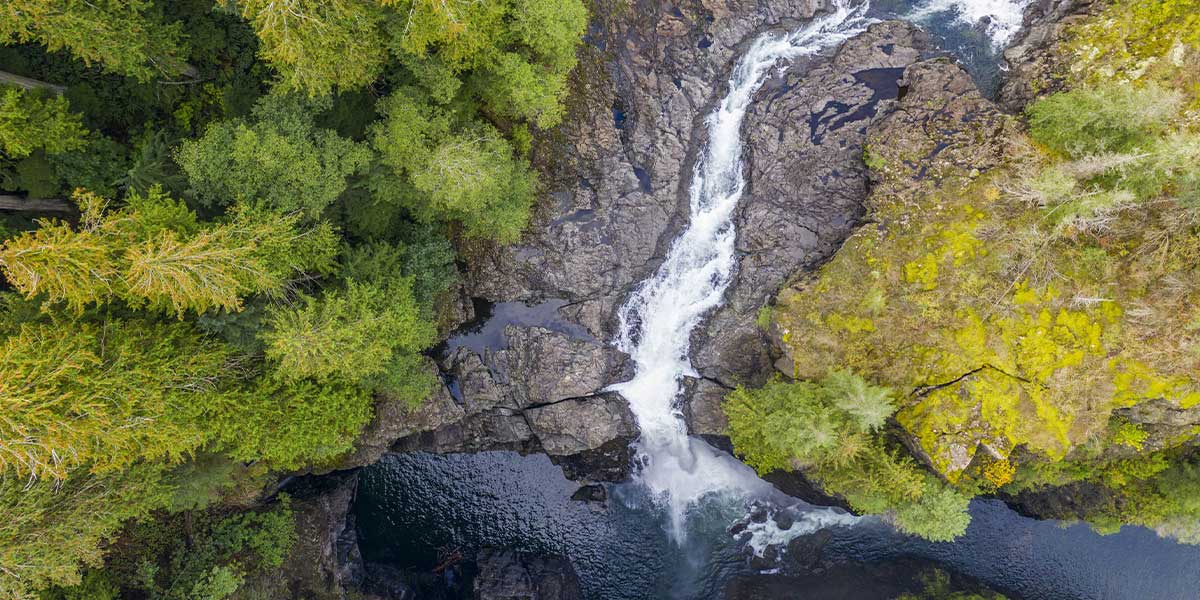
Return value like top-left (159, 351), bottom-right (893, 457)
top-left (609, 0), bottom-right (873, 540)
top-left (609, 0), bottom-right (1031, 543)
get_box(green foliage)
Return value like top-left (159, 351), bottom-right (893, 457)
top-left (0, 318), bottom-right (232, 481)
top-left (120, 131), bottom-right (186, 196)
top-left (726, 373), bottom-right (970, 541)
top-left (39, 571), bottom-right (121, 600)
top-left (763, 6), bottom-right (1200, 543)
top-left (1065, 0), bottom-right (1200, 97)
top-left (1026, 84), bottom-right (1182, 157)
top-left (236, 0), bottom-right (388, 96)
top-left (891, 479), bottom-right (973, 542)
top-left (0, 84), bottom-right (86, 158)
top-left (0, 188), bottom-right (337, 316)
top-left (45, 133), bottom-right (128, 197)
top-left (0, 0), bottom-right (597, 595)
top-left (896, 568), bottom-right (1008, 600)
top-left (177, 93), bottom-right (372, 216)
top-left (0, 0), bottom-right (188, 81)
top-left (1, 463), bottom-right (176, 598)
top-left (94, 499), bottom-right (295, 600)
top-left (210, 376), bottom-right (375, 469)
top-left (340, 234), bottom-right (458, 310)
top-left (370, 91), bottom-right (536, 241)
top-left (263, 279), bottom-right (435, 385)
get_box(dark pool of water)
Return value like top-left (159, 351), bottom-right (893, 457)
top-left (354, 452), bottom-right (1200, 600)
top-left (436, 298), bottom-right (596, 357)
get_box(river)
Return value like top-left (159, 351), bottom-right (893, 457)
top-left (353, 1), bottom-right (1200, 598)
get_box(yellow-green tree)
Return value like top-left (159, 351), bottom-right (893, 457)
top-left (236, 0), bottom-right (389, 96)
top-left (0, 318), bottom-right (232, 481)
top-left (0, 0), bottom-right (188, 81)
top-left (0, 188), bottom-right (338, 316)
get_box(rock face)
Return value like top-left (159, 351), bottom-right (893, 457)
top-left (463, 0), bottom-right (845, 339)
top-left (473, 549), bottom-right (584, 600)
top-left (392, 326), bottom-right (637, 481)
top-left (387, 2), bottom-right (938, 476)
top-left (997, 0), bottom-right (1096, 112)
top-left (241, 475), bottom-right (362, 600)
top-left (452, 2), bottom-right (939, 456)
top-left (690, 21), bottom-right (933, 392)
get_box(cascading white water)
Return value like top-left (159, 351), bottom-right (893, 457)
top-left (609, 0), bottom-right (872, 540)
top-left (609, 0), bottom-right (1032, 543)
top-left (910, 0), bottom-right (1031, 48)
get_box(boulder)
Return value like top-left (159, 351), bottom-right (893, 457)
top-left (525, 392), bottom-right (639, 456)
top-left (396, 327), bottom-right (635, 480)
top-left (473, 549), bottom-right (583, 600)
top-left (329, 359), bottom-right (465, 472)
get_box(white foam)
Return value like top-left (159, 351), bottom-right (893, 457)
top-left (609, 0), bottom-right (1026, 548)
top-left (909, 0), bottom-right (1033, 48)
top-left (609, 0), bottom-right (872, 542)
top-left (741, 507), bottom-right (863, 558)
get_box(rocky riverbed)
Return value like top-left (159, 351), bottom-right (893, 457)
top-left (263, 0), bottom-right (1121, 597)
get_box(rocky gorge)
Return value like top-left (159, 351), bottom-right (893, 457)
top-left (264, 0), bottom-right (1132, 597)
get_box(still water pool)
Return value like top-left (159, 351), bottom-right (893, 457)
top-left (355, 452), bottom-right (1200, 600)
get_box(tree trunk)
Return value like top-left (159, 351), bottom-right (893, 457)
top-left (0, 195), bottom-right (73, 213)
top-left (0, 70), bottom-right (66, 95)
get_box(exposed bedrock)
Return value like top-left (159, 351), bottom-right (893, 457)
top-left (997, 0), bottom-right (1096, 112)
top-left (389, 327), bottom-right (638, 481)
top-left (385, 1), bottom-right (938, 477)
top-left (463, 0), bottom-right (838, 337)
top-left (689, 20), bottom-right (933, 395)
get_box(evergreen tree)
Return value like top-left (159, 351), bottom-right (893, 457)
top-left (262, 279), bottom-right (435, 385)
top-left (0, 318), bottom-right (232, 481)
top-left (177, 93), bottom-right (372, 217)
top-left (236, 0), bottom-right (388, 96)
top-left (0, 189), bottom-right (338, 316)
top-left (0, 84), bottom-right (87, 158)
top-left (0, 0), bottom-right (188, 81)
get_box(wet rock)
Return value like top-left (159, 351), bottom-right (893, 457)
top-left (396, 410), bottom-right (537, 455)
top-left (443, 348), bottom-right (513, 413)
top-left (555, 436), bottom-right (636, 482)
top-left (570, 483), bottom-right (609, 503)
top-left (761, 470), bottom-right (853, 512)
top-left (853, 55), bottom-right (1020, 216)
top-left (395, 327), bottom-right (633, 474)
top-left (463, 0), bottom-right (877, 340)
top-left (502, 326), bottom-right (631, 408)
top-left (526, 392), bottom-right (639, 456)
top-left (681, 376), bottom-right (731, 438)
top-left (998, 0), bottom-right (1096, 112)
top-left (328, 358), bottom-right (465, 471)
top-left (474, 549), bottom-right (583, 600)
top-left (1001, 477), bottom-right (1130, 524)
top-left (785, 529), bottom-right (833, 571)
top-left (690, 21), bottom-right (933, 390)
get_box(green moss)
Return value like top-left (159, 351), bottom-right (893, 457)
top-left (759, 37), bottom-right (1200, 540)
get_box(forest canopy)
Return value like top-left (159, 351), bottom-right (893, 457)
top-left (0, 0), bottom-right (588, 597)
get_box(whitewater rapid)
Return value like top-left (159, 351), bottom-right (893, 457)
top-left (609, 0), bottom-right (1031, 544)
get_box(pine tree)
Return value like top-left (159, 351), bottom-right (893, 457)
top-left (0, 0), bottom-right (188, 81)
top-left (0, 84), bottom-right (87, 158)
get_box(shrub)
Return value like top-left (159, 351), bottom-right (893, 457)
top-left (1026, 85), bottom-right (1182, 157)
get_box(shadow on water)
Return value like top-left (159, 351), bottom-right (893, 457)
top-left (354, 452), bottom-right (1200, 600)
top-left (435, 298), bottom-right (597, 358)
